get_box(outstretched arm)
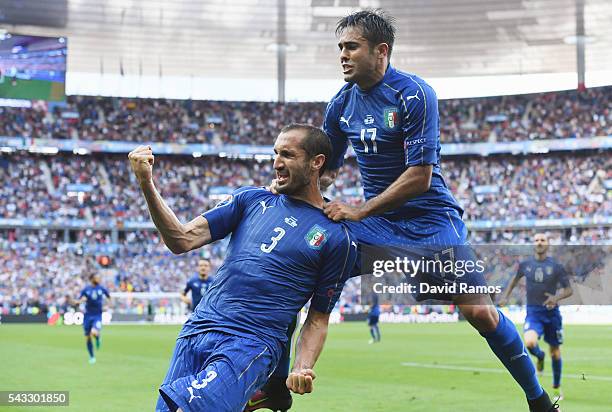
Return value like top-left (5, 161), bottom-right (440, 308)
top-left (498, 275), bottom-right (521, 306)
top-left (129, 145), bottom-right (212, 254)
top-left (286, 307), bottom-right (330, 395)
top-left (180, 291), bottom-right (192, 306)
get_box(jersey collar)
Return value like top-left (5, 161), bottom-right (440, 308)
top-left (355, 64), bottom-right (396, 95)
top-left (281, 194), bottom-right (325, 211)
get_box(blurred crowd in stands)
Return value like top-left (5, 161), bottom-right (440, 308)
top-left (0, 85), bottom-right (609, 145)
top-left (1, 152), bottom-right (609, 225)
top-left (1, 86), bottom-right (610, 317)
top-left (1, 223), bottom-right (609, 316)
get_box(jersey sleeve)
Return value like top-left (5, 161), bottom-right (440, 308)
top-left (79, 288), bottom-right (86, 299)
top-left (310, 226), bottom-right (358, 314)
top-left (515, 262), bottom-right (525, 279)
top-left (402, 82), bottom-right (439, 167)
top-left (102, 287), bottom-right (110, 298)
top-left (202, 186), bottom-right (260, 242)
top-left (323, 98), bottom-right (349, 170)
top-left (183, 280), bottom-right (192, 294)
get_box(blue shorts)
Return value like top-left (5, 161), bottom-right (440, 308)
top-left (347, 209), bottom-right (488, 301)
top-left (368, 314), bottom-right (379, 326)
top-left (156, 331), bottom-right (278, 412)
top-left (524, 309), bottom-right (564, 346)
top-left (83, 314), bottom-right (102, 336)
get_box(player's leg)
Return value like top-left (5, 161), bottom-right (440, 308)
top-left (156, 334), bottom-right (212, 412)
top-left (455, 295), bottom-right (543, 399)
top-left (524, 320), bottom-right (546, 376)
top-left (549, 345), bottom-right (563, 400)
top-left (83, 316), bottom-right (95, 363)
top-left (160, 332), bottom-right (277, 412)
top-left (368, 316), bottom-right (376, 344)
top-left (371, 316), bottom-right (381, 342)
top-left (457, 298), bottom-right (559, 410)
top-left (376, 212), bottom-right (558, 410)
top-left (92, 317), bottom-right (102, 350)
top-left (85, 335), bottom-right (95, 363)
top-left (245, 315), bottom-right (297, 411)
top-left (543, 313), bottom-right (564, 400)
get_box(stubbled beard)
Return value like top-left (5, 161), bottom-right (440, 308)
top-left (276, 166), bottom-right (311, 195)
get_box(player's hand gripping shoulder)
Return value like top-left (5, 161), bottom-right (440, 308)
top-left (286, 369), bottom-right (316, 395)
top-left (324, 200), bottom-right (366, 222)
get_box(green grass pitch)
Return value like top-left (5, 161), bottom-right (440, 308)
top-left (1, 322), bottom-right (611, 411)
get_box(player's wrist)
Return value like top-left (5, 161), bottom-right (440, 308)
top-left (138, 177), bottom-right (154, 188)
top-left (357, 204), bottom-right (370, 220)
top-left (291, 364), bottom-right (311, 373)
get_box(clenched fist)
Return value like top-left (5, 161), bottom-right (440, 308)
top-left (286, 369), bottom-right (316, 395)
top-left (128, 145), bottom-right (155, 184)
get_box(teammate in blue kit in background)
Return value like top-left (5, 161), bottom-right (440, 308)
top-left (500, 233), bottom-right (573, 401)
top-left (78, 273), bottom-right (111, 364)
top-left (368, 292), bottom-right (381, 344)
top-left (180, 258), bottom-right (213, 311)
top-left (129, 124), bottom-right (357, 412)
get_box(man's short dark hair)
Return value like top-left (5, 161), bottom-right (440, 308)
top-left (279, 123), bottom-right (332, 176)
top-left (336, 9), bottom-right (396, 59)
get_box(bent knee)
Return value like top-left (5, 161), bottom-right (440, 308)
top-left (461, 304), bottom-right (498, 332)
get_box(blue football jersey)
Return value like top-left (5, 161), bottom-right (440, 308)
top-left (324, 64), bottom-right (462, 219)
top-left (79, 285), bottom-right (110, 316)
top-left (179, 187), bottom-right (358, 354)
top-left (184, 275), bottom-right (213, 310)
top-left (517, 257), bottom-right (570, 308)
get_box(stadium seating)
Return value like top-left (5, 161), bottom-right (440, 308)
top-left (0, 85), bottom-right (609, 144)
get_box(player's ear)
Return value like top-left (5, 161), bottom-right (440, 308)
top-left (376, 43), bottom-right (389, 59)
top-left (311, 153), bottom-right (326, 174)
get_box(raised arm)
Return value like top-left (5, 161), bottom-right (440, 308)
top-left (128, 145), bottom-right (212, 254)
top-left (286, 307), bottom-right (330, 395)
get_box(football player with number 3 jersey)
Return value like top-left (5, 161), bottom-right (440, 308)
top-left (129, 124), bottom-right (357, 412)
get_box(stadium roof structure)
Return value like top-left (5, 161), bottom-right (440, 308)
top-left (1, 0), bottom-right (611, 100)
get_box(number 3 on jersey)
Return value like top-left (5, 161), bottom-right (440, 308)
top-left (261, 227), bottom-right (286, 253)
top-left (360, 128), bottom-right (377, 153)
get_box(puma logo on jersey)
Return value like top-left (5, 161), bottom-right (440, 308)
top-left (259, 200), bottom-right (274, 214)
top-left (340, 115), bottom-right (352, 127)
top-left (187, 387), bottom-right (201, 403)
top-left (406, 90), bottom-right (420, 101)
